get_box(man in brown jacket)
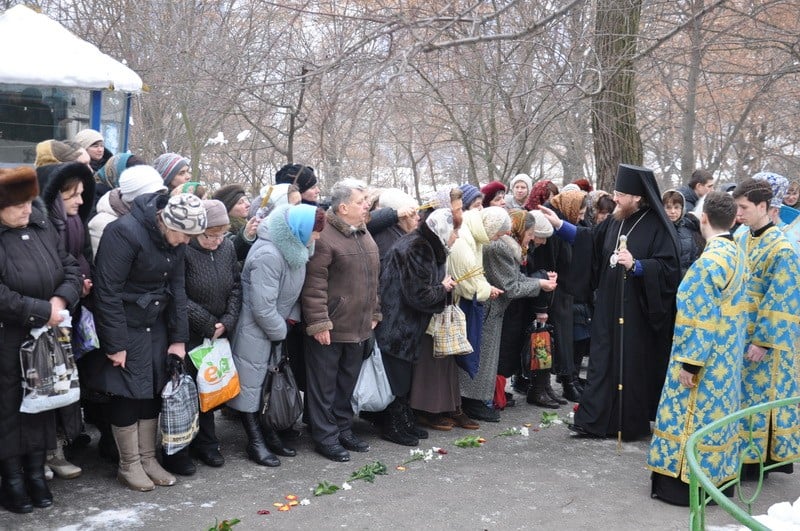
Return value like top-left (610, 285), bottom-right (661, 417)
top-left (302, 178), bottom-right (382, 462)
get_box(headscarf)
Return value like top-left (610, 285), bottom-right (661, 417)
top-left (508, 209), bottom-right (529, 255)
top-left (96, 153), bottom-right (133, 189)
top-left (286, 203), bottom-right (319, 245)
top-left (550, 189), bottom-right (587, 225)
top-left (424, 207), bottom-right (454, 249)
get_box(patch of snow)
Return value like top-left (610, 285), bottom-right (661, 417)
top-left (236, 129), bottom-right (251, 142)
top-left (207, 131), bottom-right (228, 146)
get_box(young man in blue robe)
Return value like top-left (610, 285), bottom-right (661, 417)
top-left (648, 192), bottom-right (749, 506)
top-left (732, 178), bottom-right (800, 480)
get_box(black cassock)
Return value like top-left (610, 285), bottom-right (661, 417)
top-left (573, 208), bottom-right (680, 440)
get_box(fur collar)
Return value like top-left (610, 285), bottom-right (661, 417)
top-left (326, 208), bottom-right (366, 237)
top-left (418, 222), bottom-right (447, 265)
top-left (265, 206), bottom-right (310, 269)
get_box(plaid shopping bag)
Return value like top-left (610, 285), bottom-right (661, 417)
top-left (426, 304), bottom-right (474, 358)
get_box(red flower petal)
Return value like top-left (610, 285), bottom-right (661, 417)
top-left (437, 448), bottom-right (448, 455)
top-left (257, 510), bottom-right (271, 515)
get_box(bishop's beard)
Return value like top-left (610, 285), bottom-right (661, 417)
top-left (612, 202), bottom-right (639, 221)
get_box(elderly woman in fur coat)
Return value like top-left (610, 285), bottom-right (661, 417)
top-left (374, 209), bottom-right (457, 446)
top-left (228, 203), bottom-right (325, 467)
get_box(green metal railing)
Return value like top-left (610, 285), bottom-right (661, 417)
top-left (687, 396), bottom-right (800, 530)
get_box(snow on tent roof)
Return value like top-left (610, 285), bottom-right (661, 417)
top-left (0, 5), bottom-right (142, 93)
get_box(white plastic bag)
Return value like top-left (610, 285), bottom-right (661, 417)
top-left (187, 338), bottom-right (240, 412)
top-left (351, 342), bottom-right (394, 414)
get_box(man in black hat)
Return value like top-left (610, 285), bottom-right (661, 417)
top-left (541, 164), bottom-right (681, 440)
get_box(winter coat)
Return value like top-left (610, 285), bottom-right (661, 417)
top-left (371, 219), bottom-right (405, 268)
top-left (448, 209), bottom-right (492, 302)
top-left (460, 235), bottom-right (542, 401)
top-left (375, 223), bottom-right (448, 363)
top-left (184, 237), bottom-right (242, 350)
top-left (88, 193), bottom-right (189, 399)
top-left (0, 200), bottom-right (81, 459)
top-left (674, 215), bottom-right (701, 278)
top-left (677, 184), bottom-right (700, 214)
top-left (228, 206), bottom-right (310, 412)
top-left (303, 209), bottom-right (382, 343)
top-left (88, 189), bottom-right (131, 258)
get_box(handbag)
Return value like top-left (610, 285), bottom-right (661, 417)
top-left (188, 338), bottom-right (240, 412)
top-left (19, 321), bottom-right (81, 414)
top-left (426, 303), bottom-right (473, 358)
top-left (73, 306), bottom-right (100, 360)
top-left (260, 342), bottom-right (303, 432)
top-left (523, 321), bottom-right (554, 371)
top-left (351, 341), bottom-right (394, 414)
top-left (160, 355), bottom-right (200, 455)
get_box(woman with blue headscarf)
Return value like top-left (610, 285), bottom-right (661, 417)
top-left (228, 203), bottom-right (325, 467)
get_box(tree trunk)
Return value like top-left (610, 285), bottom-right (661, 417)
top-left (591, 0), bottom-right (644, 191)
top-left (681, 0), bottom-right (704, 181)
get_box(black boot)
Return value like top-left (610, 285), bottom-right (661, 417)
top-left (527, 370), bottom-right (561, 409)
top-left (23, 452), bottom-right (52, 508)
top-left (399, 402), bottom-right (428, 440)
top-left (161, 447), bottom-right (196, 476)
top-left (512, 374), bottom-right (530, 395)
top-left (561, 377), bottom-right (583, 403)
top-left (97, 421), bottom-right (119, 462)
top-left (262, 426), bottom-right (296, 457)
top-left (240, 413), bottom-right (280, 467)
top-left (0, 456), bottom-right (33, 514)
top-left (381, 401), bottom-right (418, 447)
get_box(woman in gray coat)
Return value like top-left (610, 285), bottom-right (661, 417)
top-left (229, 203), bottom-right (324, 467)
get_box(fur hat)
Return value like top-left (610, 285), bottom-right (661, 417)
top-left (213, 184), bottom-right (247, 214)
top-left (459, 184), bottom-right (482, 209)
top-left (0, 166), bottom-right (39, 209)
top-left (73, 129), bottom-right (104, 150)
top-left (509, 173), bottom-right (532, 191)
top-left (153, 153), bottom-right (189, 188)
top-left (481, 181), bottom-right (507, 208)
top-left (275, 164), bottom-right (317, 194)
top-left (202, 199), bottom-right (230, 228)
top-left (160, 193), bottom-right (207, 235)
top-left (119, 165), bottom-right (168, 203)
top-left (480, 206), bottom-right (511, 239)
top-left (752, 171), bottom-right (789, 208)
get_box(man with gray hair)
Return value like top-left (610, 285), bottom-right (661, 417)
top-left (302, 179), bottom-right (382, 462)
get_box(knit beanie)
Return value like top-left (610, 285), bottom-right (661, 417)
top-left (572, 178), bottom-right (594, 192)
top-left (286, 203), bottom-right (319, 245)
top-left (530, 209), bottom-right (554, 238)
top-left (275, 164), bottom-right (318, 194)
top-left (0, 166), bottom-right (39, 210)
top-left (480, 206), bottom-right (511, 239)
top-left (119, 165), bottom-right (168, 203)
top-left (459, 184), bottom-right (482, 209)
top-left (202, 199), bottom-right (230, 228)
top-left (34, 140), bottom-right (83, 167)
top-left (378, 188), bottom-right (417, 211)
top-left (753, 171), bottom-right (789, 208)
top-left (160, 193), bottom-right (207, 235)
top-left (481, 181), bottom-right (507, 208)
top-left (153, 153), bottom-right (189, 188)
top-left (526, 180), bottom-right (556, 210)
top-left (96, 153), bottom-right (133, 189)
top-left (212, 184), bottom-right (247, 214)
top-left (509, 173), bottom-right (533, 191)
top-left (73, 129), bottom-right (104, 150)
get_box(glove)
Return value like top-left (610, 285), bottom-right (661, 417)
top-left (167, 353), bottom-right (184, 377)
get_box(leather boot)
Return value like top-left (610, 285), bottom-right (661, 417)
top-left (399, 401), bottom-right (428, 440)
top-left (561, 377), bottom-right (583, 403)
top-left (98, 421), bottom-right (119, 462)
top-left (262, 425), bottom-right (296, 457)
top-left (137, 419), bottom-right (176, 486)
top-left (240, 413), bottom-right (280, 467)
top-left (161, 447), bottom-right (196, 476)
top-left (380, 401), bottom-right (418, 447)
top-left (22, 452), bottom-right (53, 508)
top-left (526, 370), bottom-right (561, 409)
top-left (112, 424), bottom-right (155, 492)
top-left (0, 456), bottom-right (33, 513)
top-left (545, 376), bottom-right (568, 405)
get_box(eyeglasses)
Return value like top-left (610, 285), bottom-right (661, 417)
top-left (613, 191), bottom-right (630, 198)
top-left (200, 232), bottom-right (225, 241)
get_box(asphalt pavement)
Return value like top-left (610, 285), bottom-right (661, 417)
top-left (2, 385), bottom-right (796, 530)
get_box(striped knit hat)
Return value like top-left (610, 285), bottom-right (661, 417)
top-left (153, 153), bottom-right (189, 188)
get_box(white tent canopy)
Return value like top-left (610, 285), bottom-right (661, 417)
top-left (0, 5), bottom-right (142, 93)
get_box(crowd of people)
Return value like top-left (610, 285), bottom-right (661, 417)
top-left (0, 129), bottom-right (798, 514)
